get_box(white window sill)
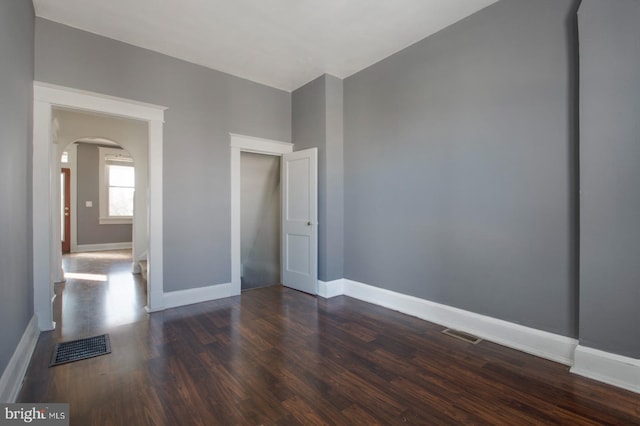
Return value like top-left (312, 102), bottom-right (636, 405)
top-left (99, 217), bottom-right (133, 225)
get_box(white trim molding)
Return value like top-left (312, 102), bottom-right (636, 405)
top-left (230, 133), bottom-right (293, 296)
top-left (0, 316), bottom-right (40, 402)
top-left (32, 99), bottom-right (55, 331)
top-left (33, 82), bottom-right (167, 325)
top-left (318, 279), bottom-right (345, 299)
top-left (146, 120), bottom-right (165, 312)
top-left (318, 278), bottom-right (640, 394)
top-left (571, 345), bottom-right (640, 394)
top-left (34, 82), bottom-right (165, 122)
top-left (73, 242), bottom-right (133, 253)
top-left (324, 279), bottom-right (578, 366)
top-left (164, 283), bottom-right (233, 310)
top-left (229, 133), bottom-right (294, 155)
top-left (67, 143), bottom-right (79, 253)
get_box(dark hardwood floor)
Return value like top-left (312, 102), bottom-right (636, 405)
top-left (19, 258), bottom-right (639, 425)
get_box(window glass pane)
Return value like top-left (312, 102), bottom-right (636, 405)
top-left (109, 187), bottom-right (134, 216)
top-left (109, 165), bottom-right (134, 187)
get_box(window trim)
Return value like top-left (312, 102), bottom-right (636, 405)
top-left (98, 147), bottom-right (134, 225)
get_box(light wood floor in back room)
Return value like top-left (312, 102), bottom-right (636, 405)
top-left (19, 252), bottom-right (639, 425)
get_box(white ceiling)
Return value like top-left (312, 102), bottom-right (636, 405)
top-left (33, 0), bottom-right (499, 92)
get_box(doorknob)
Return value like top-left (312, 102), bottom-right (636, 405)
top-left (307, 221), bottom-right (312, 226)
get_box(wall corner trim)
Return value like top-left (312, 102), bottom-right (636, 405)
top-left (333, 279), bottom-right (578, 365)
top-left (571, 345), bottom-right (640, 394)
top-left (0, 316), bottom-right (40, 402)
top-left (163, 283), bottom-right (233, 310)
top-left (318, 279), bottom-right (345, 298)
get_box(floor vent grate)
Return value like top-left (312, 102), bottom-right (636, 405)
top-left (442, 329), bottom-right (482, 344)
top-left (49, 334), bottom-right (111, 367)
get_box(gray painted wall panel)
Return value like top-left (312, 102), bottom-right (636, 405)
top-left (324, 75), bottom-right (345, 281)
top-left (292, 77), bottom-right (328, 279)
top-left (292, 75), bottom-right (344, 282)
top-left (76, 144), bottom-right (133, 245)
top-left (578, 0), bottom-right (640, 358)
top-left (0, 0), bottom-right (34, 375)
top-left (35, 19), bottom-right (291, 292)
top-left (344, 0), bottom-right (579, 336)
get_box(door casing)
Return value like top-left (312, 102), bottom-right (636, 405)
top-left (33, 82), bottom-right (166, 331)
top-left (61, 168), bottom-right (71, 254)
top-left (230, 133), bottom-right (295, 295)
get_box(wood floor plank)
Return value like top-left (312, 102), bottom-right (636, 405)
top-left (17, 255), bottom-right (640, 425)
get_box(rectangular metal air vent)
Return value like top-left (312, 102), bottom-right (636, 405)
top-left (49, 334), bottom-right (111, 366)
top-left (442, 328), bottom-right (482, 344)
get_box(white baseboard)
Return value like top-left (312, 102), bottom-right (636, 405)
top-left (318, 279), bottom-right (345, 298)
top-left (73, 242), bottom-right (132, 253)
top-left (0, 316), bottom-right (40, 402)
top-left (340, 279), bottom-right (578, 366)
top-left (571, 345), bottom-right (640, 394)
top-left (163, 283), bottom-right (233, 310)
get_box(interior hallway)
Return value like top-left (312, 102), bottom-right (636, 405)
top-left (54, 250), bottom-right (147, 339)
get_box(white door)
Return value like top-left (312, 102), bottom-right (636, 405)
top-left (281, 148), bottom-right (318, 294)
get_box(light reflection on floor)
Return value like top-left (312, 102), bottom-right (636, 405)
top-left (64, 272), bottom-right (108, 281)
top-left (68, 250), bottom-right (134, 260)
top-left (56, 249), bottom-right (147, 338)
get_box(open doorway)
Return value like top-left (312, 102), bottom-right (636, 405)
top-left (53, 108), bottom-right (148, 336)
top-left (32, 82), bottom-right (166, 331)
top-left (240, 152), bottom-right (281, 290)
top-left (230, 134), bottom-right (318, 296)
top-left (230, 134), bottom-right (293, 296)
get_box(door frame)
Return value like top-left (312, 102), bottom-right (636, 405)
top-left (230, 133), bottom-right (293, 295)
top-left (60, 168), bottom-right (71, 254)
top-left (33, 82), bottom-right (167, 331)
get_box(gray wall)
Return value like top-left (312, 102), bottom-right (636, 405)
top-left (35, 18), bottom-right (291, 292)
top-left (324, 76), bottom-right (345, 282)
top-left (578, 0), bottom-right (640, 358)
top-left (240, 152), bottom-right (280, 289)
top-left (292, 74), bottom-right (344, 282)
top-left (0, 0), bottom-right (34, 378)
top-left (344, 0), bottom-right (579, 336)
top-left (76, 143), bottom-right (133, 245)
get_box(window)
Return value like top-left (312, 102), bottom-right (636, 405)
top-left (99, 147), bottom-right (134, 224)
